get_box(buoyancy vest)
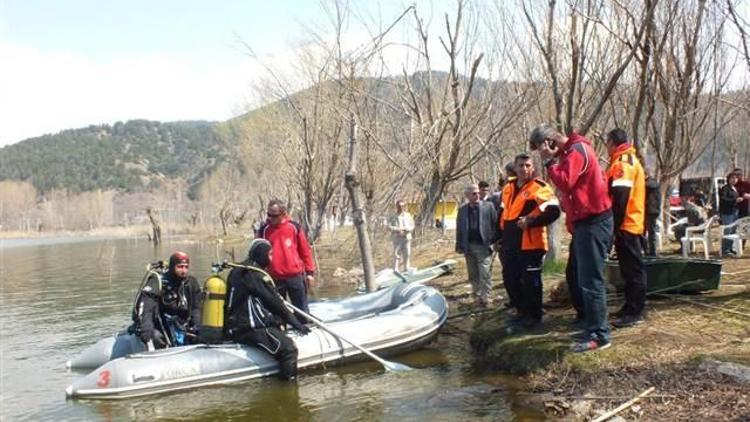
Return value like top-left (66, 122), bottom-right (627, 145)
top-left (500, 178), bottom-right (558, 252)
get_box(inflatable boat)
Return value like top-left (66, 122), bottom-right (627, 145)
top-left (66, 283), bottom-right (448, 399)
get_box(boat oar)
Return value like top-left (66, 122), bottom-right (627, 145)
top-left (284, 301), bottom-right (413, 373)
top-left (393, 269), bottom-right (409, 283)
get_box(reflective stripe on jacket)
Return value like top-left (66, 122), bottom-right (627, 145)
top-left (607, 144), bottom-right (645, 235)
top-left (500, 178), bottom-right (559, 252)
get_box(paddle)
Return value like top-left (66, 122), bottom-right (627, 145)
top-left (283, 300), bottom-right (413, 373)
top-left (221, 261), bottom-right (413, 372)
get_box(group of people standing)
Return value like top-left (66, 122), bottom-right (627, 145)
top-left (456, 124), bottom-right (652, 353)
top-left (126, 123), bottom-right (745, 373)
top-left (131, 199), bottom-right (317, 380)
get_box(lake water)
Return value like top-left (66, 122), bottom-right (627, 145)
top-left (0, 237), bottom-right (541, 421)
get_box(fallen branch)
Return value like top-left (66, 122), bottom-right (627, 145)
top-left (591, 386), bottom-right (655, 422)
top-left (654, 294), bottom-right (750, 319)
top-left (515, 392), bottom-right (676, 400)
top-left (447, 308), bottom-right (497, 320)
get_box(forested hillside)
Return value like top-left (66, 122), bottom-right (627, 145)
top-left (0, 120), bottom-right (228, 196)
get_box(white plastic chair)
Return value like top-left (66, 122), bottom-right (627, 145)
top-left (719, 216), bottom-right (750, 257)
top-left (681, 215), bottom-right (718, 259)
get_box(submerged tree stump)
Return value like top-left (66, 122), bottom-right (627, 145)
top-left (146, 207), bottom-right (162, 246)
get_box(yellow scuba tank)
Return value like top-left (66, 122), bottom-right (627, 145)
top-left (200, 269), bottom-right (227, 344)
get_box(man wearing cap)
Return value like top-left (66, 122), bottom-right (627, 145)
top-left (225, 239), bottom-right (311, 380)
top-left (257, 199), bottom-right (316, 318)
top-left (131, 251), bottom-right (203, 349)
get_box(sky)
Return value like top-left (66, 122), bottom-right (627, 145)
top-left (1, 1), bottom-right (748, 147)
top-left (0, 0), bottom-right (422, 147)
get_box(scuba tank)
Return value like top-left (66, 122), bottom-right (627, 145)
top-left (200, 263), bottom-right (227, 344)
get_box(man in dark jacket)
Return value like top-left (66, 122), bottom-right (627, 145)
top-left (734, 168), bottom-right (750, 218)
top-left (531, 124), bottom-right (613, 353)
top-left (456, 183), bottom-right (498, 307)
top-left (131, 251), bottom-right (203, 349)
top-left (720, 171), bottom-right (742, 256)
top-left (225, 239), bottom-right (311, 380)
top-left (644, 176), bottom-right (661, 256)
top-left (257, 199), bottom-right (316, 319)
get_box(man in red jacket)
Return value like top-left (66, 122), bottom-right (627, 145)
top-left (257, 199), bottom-right (316, 319)
top-left (530, 124), bottom-right (613, 353)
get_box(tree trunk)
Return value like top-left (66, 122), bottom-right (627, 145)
top-left (417, 171), bottom-right (444, 231)
top-left (545, 219), bottom-right (562, 263)
top-left (344, 116), bottom-right (376, 292)
top-left (146, 207), bottom-right (161, 246)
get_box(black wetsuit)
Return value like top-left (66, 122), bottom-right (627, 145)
top-left (131, 271), bottom-right (202, 348)
top-left (224, 266), bottom-right (308, 380)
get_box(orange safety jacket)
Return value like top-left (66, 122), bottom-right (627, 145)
top-left (607, 144), bottom-right (646, 235)
top-left (499, 178), bottom-right (559, 252)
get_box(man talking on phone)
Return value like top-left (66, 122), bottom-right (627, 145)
top-left (529, 125), bottom-right (613, 353)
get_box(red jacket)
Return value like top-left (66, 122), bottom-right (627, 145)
top-left (258, 217), bottom-right (316, 279)
top-left (547, 132), bottom-right (612, 231)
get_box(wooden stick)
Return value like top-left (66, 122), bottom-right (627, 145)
top-left (447, 308), bottom-right (496, 320)
top-left (515, 392), bottom-right (676, 400)
top-left (654, 294), bottom-right (750, 319)
top-left (591, 386), bottom-right (655, 422)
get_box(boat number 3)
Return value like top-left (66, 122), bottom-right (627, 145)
top-left (97, 370), bottom-right (111, 387)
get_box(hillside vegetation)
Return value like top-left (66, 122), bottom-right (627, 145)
top-left (0, 119), bottom-right (228, 196)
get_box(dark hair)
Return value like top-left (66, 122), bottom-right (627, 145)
top-left (478, 180), bottom-right (490, 189)
top-left (607, 128), bottom-right (628, 146)
top-left (514, 153), bottom-right (531, 164)
top-left (504, 162), bottom-right (517, 177)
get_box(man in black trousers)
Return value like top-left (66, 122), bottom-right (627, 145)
top-left (605, 129), bottom-right (647, 328)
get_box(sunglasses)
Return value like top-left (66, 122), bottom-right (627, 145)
top-left (267, 212), bottom-right (282, 218)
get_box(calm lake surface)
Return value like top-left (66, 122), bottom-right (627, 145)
top-left (0, 236), bottom-right (541, 421)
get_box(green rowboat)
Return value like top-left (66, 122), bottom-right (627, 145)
top-left (605, 257), bottom-right (721, 294)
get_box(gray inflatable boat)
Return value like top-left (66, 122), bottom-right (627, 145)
top-left (66, 283), bottom-right (448, 399)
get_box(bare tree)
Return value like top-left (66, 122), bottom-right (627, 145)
top-left (399, 1), bottom-right (534, 228)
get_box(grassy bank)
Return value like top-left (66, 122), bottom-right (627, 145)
top-left (368, 229), bottom-right (750, 420)
top-left (466, 254), bottom-right (750, 420)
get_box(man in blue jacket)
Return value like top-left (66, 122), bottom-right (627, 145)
top-left (456, 183), bottom-right (498, 307)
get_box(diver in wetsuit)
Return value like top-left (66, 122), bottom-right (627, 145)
top-left (131, 251), bottom-right (203, 349)
top-left (224, 239), bottom-right (311, 380)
